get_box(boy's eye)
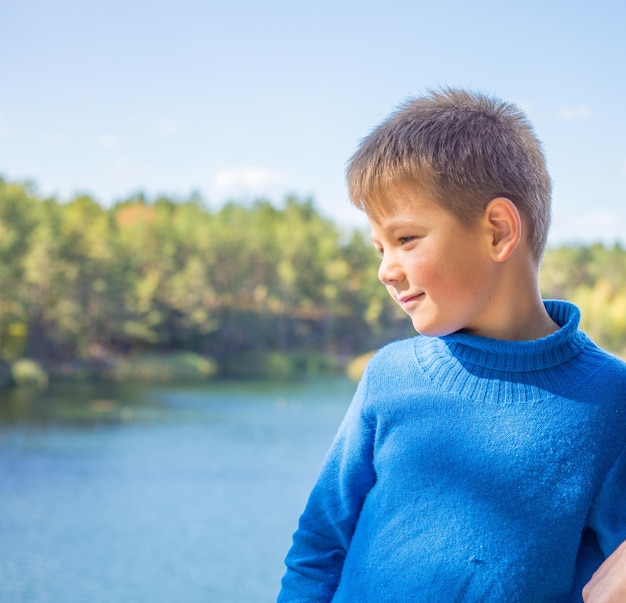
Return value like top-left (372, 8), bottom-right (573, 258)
top-left (399, 236), bottom-right (417, 245)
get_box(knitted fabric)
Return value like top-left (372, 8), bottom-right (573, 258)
top-left (278, 300), bottom-right (626, 602)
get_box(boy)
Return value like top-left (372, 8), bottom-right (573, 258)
top-left (277, 89), bottom-right (626, 602)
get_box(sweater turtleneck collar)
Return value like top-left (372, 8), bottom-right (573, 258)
top-left (435, 300), bottom-right (589, 373)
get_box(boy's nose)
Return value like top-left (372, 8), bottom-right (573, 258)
top-left (378, 256), bottom-right (404, 285)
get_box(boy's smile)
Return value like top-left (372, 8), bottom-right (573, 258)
top-left (397, 291), bottom-right (426, 309)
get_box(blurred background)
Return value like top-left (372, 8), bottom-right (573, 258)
top-left (0, 1), bottom-right (625, 601)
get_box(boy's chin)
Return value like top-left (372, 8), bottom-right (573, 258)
top-left (410, 318), bottom-right (459, 338)
top-left (411, 324), bottom-right (440, 338)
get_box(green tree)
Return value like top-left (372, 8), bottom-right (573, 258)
top-left (0, 179), bottom-right (39, 357)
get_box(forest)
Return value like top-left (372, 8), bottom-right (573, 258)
top-left (1, 176), bottom-right (625, 384)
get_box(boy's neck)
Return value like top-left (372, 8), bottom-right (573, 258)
top-left (463, 269), bottom-right (559, 342)
top-left (504, 300), bottom-right (560, 341)
top-left (462, 300), bottom-right (559, 341)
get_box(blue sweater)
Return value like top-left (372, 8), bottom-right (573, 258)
top-left (278, 301), bottom-right (626, 602)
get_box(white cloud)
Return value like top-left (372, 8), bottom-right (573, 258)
top-left (155, 119), bottom-right (179, 135)
top-left (213, 167), bottom-right (286, 193)
top-left (98, 134), bottom-right (118, 149)
top-left (557, 105), bottom-right (591, 122)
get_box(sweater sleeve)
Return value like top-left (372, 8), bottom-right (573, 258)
top-left (588, 443), bottom-right (626, 558)
top-left (277, 371), bottom-right (377, 602)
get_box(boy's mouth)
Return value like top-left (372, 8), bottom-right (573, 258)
top-left (398, 292), bottom-right (425, 308)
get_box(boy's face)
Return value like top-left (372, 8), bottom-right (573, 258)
top-left (369, 187), bottom-right (500, 338)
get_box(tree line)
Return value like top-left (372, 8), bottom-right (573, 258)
top-left (0, 177), bottom-right (411, 375)
top-left (1, 176), bottom-right (625, 377)
top-left (540, 243), bottom-right (626, 356)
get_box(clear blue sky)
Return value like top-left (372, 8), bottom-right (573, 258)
top-left (1, 0), bottom-right (625, 245)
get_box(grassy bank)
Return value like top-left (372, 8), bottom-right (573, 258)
top-left (0, 349), bottom-right (357, 390)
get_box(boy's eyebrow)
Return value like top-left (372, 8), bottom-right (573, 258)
top-left (371, 217), bottom-right (424, 232)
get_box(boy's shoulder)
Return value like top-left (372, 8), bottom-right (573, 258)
top-left (583, 339), bottom-right (626, 382)
top-left (371, 336), bottom-right (422, 361)
top-left (573, 324), bottom-right (626, 371)
top-left (361, 336), bottom-right (421, 378)
top-left (364, 335), bottom-right (440, 381)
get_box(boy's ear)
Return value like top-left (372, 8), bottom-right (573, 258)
top-left (483, 197), bottom-right (522, 262)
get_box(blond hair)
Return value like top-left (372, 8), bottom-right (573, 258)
top-left (346, 88), bottom-right (552, 260)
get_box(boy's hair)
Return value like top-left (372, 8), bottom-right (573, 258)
top-left (346, 88), bottom-right (552, 260)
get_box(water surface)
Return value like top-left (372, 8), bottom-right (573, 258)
top-left (0, 378), bottom-right (354, 602)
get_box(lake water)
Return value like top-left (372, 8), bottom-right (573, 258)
top-left (0, 377), bottom-right (355, 603)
